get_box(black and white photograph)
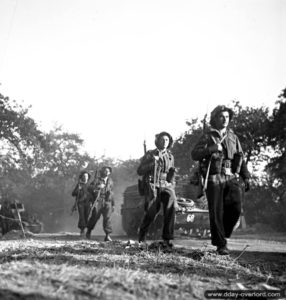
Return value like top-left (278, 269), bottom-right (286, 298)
top-left (0, 0), bottom-right (285, 299)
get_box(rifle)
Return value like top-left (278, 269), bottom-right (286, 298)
top-left (193, 113), bottom-right (209, 198)
top-left (71, 180), bottom-right (82, 215)
top-left (87, 169), bottom-right (100, 221)
top-left (138, 140), bottom-right (147, 196)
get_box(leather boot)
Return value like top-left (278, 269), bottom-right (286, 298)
top-left (86, 229), bottom-right (91, 240)
top-left (104, 234), bottom-right (112, 242)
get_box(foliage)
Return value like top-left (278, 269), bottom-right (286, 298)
top-left (172, 118), bottom-right (204, 175)
top-left (266, 90), bottom-right (286, 184)
top-left (230, 101), bottom-right (270, 165)
top-left (0, 93), bottom-right (45, 170)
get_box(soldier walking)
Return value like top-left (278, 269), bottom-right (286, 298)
top-left (71, 170), bottom-right (92, 237)
top-left (137, 131), bottom-right (177, 248)
top-left (86, 166), bottom-right (114, 241)
top-left (191, 105), bottom-right (250, 255)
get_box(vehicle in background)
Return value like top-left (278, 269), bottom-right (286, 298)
top-left (0, 201), bottom-right (43, 236)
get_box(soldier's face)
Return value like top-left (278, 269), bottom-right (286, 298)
top-left (216, 111), bottom-right (230, 129)
top-left (82, 173), bottom-right (89, 183)
top-left (158, 135), bottom-right (169, 150)
top-left (102, 168), bottom-right (111, 177)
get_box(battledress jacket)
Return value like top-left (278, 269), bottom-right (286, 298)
top-left (71, 181), bottom-right (91, 203)
top-left (191, 128), bottom-right (250, 179)
top-left (137, 149), bottom-right (176, 187)
top-left (88, 177), bottom-right (114, 206)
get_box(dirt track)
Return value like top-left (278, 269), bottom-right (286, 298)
top-left (0, 231), bottom-right (286, 299)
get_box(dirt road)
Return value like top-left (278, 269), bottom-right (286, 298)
top-left (0, 231), bottom-right (285, 299)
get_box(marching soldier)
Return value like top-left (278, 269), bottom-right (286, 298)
top-left (191, 105), bottom-right (250, 255)
top-left (86, 166), bottom-right (114, 241)
top-left (137, 131), bottom-right (177, 248)
top-left (71, 170), bottom-right (92, 237)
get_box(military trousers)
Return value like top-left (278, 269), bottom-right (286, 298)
top-left (77, 200), bottom-right (90, 230)
top-left (87, 199), bottom-right (113, 234)
top-left (206, 174), bottom-right (243, 247)
top-left (139, 185), bottom-right (176, 241)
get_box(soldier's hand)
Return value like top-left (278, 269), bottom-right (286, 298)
top-left (174, 201), bottom-right (180, 212)
top-left (153, 155), bottom-right (163, 166)
top-left (153, 155), bottom-right (160, 161)
top-left (234, 173), bottom-right (240, 179)
top-left (98, 183), bottom-right (105, 189)
top-left (209, 143), bottom-right (223, 153)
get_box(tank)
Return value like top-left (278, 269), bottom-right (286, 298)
top-left (121, 176), bottom-right (210, 239)
top-left (0, 202), bottom-right (43, 236)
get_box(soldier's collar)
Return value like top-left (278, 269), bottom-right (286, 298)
top-left (156, 148), bottom-right (168, 155)
top-left (209, 127), bottom-right (233, 135)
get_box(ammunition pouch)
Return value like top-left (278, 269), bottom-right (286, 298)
top-left (232, 153), bottom-right (243, 174)
top-left (166, 167), bottom-right (176, 183)
top-left (221, 160), bottom-right (232, 176)
top-left (200, 154), bottom-right (236, 176)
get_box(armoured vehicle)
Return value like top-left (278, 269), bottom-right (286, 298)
top-left (0, 201), bottom-right (43, 236)
top-left (121, 176), bottom-right (210, 239)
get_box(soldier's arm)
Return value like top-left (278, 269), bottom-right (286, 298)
top-left (108, 179), bottom-right (114, 201)
top-left (137, 151), bottom-right (155, 176)
top-left (88, 182), bottom-right (96, 194)
top-left (166, 154), bottom-right (176, 185)
top-left (191, 134), bottom-right (214, 161)
top-left (110, 192), bottom-right (115, 207)
top-left (71, 184), bottom-right (79, 197)
top-left (236, 135), bottom-right (244, 153)
top-left (239, 160), bottom-right (250, 180)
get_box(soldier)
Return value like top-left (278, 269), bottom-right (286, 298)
top-left (137, 131), bottom-right (177, 248)
top-left (86, 166), bottom-right (114, 241)
top-left (0, 199), bottom-right (14, 236)
top-left (191, 105), bottom-right (250, 255)
top-left (71, 170), bottom-right (92, 237)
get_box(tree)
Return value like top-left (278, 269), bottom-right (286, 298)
top-left (0, 92), bottom-right (46, 202)
top-left (262, 88), bottom-right (286, 230)
top-left (230, 101), bottom-right (270, 166)
top-left (21, 126), bottom-right (97, 231)
top-left (172, 118), bottom-right (204, 175)
top-left (267, 89), bottom-right (286, 184)
top-left (0, 93), bottom-right (45, 170)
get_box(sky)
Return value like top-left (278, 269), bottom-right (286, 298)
top-left (0, 0), bottom-right (285, 160)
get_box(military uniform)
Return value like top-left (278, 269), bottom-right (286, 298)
top-left (86, 169), bottom-right (114, 240)
top-left (0, 200), bottom-right (14, 235)
top-left (191, 106), bottom-right (250, 253)
top-left (71, 171), bottom-right (92, 234)
top-left (138, 132), bottom-right (177, 244)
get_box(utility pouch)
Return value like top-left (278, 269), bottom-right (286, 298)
top-left (166, 167), bottom-right (176, 183)
top-left (232, 153), bottom-right (243, 174)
